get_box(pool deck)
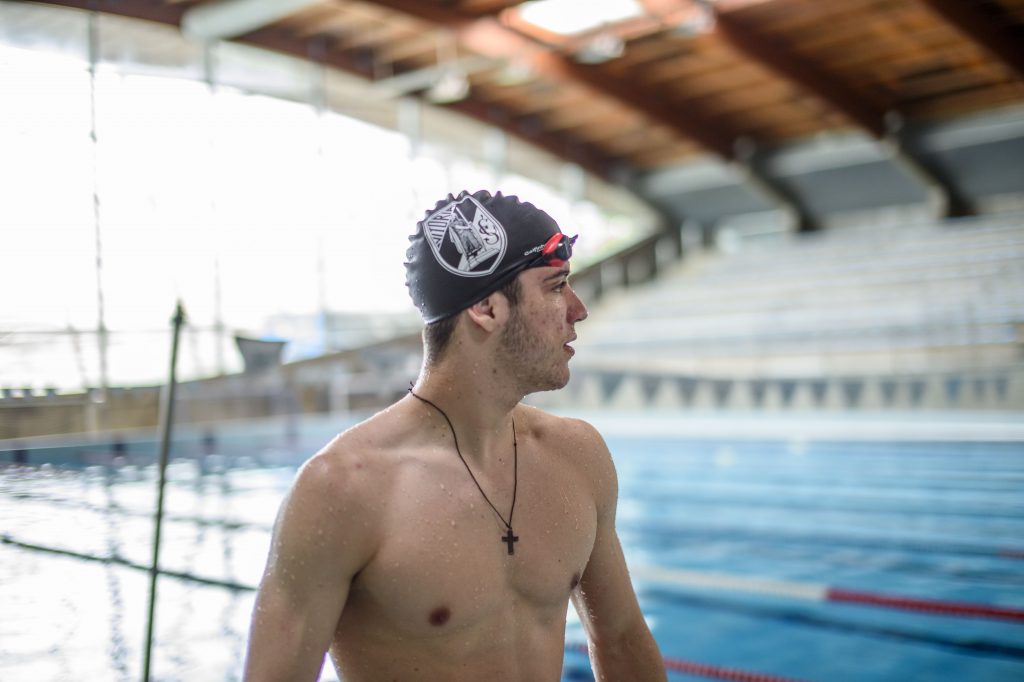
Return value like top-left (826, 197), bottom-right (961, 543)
top-left (1, 409), bottom-right (1021, 462)
top-left (557, 409), bottom-right (1024, 442)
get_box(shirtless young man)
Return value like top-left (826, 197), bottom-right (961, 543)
top-left (243, 191), bottom-right (666, 681)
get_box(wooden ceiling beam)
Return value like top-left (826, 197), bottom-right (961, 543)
top-left (454, 0), bottom-right (832, 227)
top-left (458, 0), bottom-right (529, 15)
top-left (444, 98), bottom-right (620, 178)
top-left (711, 11), bottom-right (886, 137)
top-left (539, 53), bottom-right (737, 158)
top-left (344, 24), bottom-right (418, 51)
top-left (376, 32), bottom-right (442, 63)
top-left (37, 0), bottom-right (188, 25)
top-left (705, 1), bottom-right (973, 216)
top-left (915, 0), bottom-right (1024, 81)
top-left (358, 0), bottom-right (739, 160)
top-left (357, 1), bottom-right (844, 229)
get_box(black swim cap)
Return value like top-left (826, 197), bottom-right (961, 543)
top-left (405, 190), bottom-right (566, 323)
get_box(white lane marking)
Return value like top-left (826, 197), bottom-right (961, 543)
top-left (630, 564), bottom-right (829, 601)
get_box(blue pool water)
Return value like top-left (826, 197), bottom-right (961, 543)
top-left (2, 414), bottom-right (1023, 681)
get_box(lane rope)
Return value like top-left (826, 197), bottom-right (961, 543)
top-left (631, 565), bottom-right (1024, 623)
top-left (9, 532), bottom-right (1023, 623)
top-left (6, 536), bottom-right (809, 681)
top-left (8, 536), bottom-right (1020, 677)
top-left (826, 587), bottom-right (1024, 622)
top-left (1, 534), bottom-right (253, 592)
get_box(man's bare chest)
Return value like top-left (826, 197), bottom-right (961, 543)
top-left (346, 454), bottom-right (597, 636)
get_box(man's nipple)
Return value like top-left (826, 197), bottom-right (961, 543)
top-left (428, 606), bottom-right (451, 626)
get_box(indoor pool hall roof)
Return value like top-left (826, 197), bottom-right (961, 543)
top-left (27, 0), bottom-right (1024, 227)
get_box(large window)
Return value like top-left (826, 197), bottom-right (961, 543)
top-left (0, 2), bottom-right (655, 390)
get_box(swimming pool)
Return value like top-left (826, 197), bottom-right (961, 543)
top-left (2, 412), bottom-right (1023, 681)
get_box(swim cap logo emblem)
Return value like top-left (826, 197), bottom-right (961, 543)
top-left (423, 196), bottom-right (507, 277)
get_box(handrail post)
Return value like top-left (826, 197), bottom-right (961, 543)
top-left (142, 301), bottom-right (186, 682)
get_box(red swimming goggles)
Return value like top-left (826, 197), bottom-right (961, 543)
top-left (526, 233), bottom-right (577, 269)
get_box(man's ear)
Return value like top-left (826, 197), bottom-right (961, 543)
top-left (466, 291), bottom-right (510, 333)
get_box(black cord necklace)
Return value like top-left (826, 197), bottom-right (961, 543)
top-left (410, 391), bottom-right (519, 555)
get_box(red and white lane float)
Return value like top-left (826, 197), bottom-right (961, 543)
top-left (565, 565), bottom-right (1024, 680)
top-left (630, 565), bottom-right (1024, 623)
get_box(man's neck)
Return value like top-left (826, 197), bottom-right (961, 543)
top-left (411, 360), bottom-right (522, 462)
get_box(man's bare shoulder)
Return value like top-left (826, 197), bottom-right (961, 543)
top-left (518, 406), bottom-right (618, 518)
top-left (284, 402), bottom-right (420, 521)
top-left (304, 402), bottom-right (419, 483)
top-left (516, 404), bottom-right (607, 449)
top-left (273, 402), bottom-right (424, 572)
top-left (517, 406), bottom-right (614, 475)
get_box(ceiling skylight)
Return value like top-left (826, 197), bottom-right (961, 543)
top-left (517, 0), bottom-right (645, 36)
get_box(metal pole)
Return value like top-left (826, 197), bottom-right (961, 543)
top-left (310, 40), bottom-right (330, 353)
top-left (88, 11), bottom-right (109, 396)
top-left (142, 301), bottom-right (186, 682)
top-left (203, 42), bottom-right (227, 377)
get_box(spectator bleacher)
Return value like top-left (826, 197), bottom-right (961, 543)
top-left (546, 214), bottom-right (1024, 411)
